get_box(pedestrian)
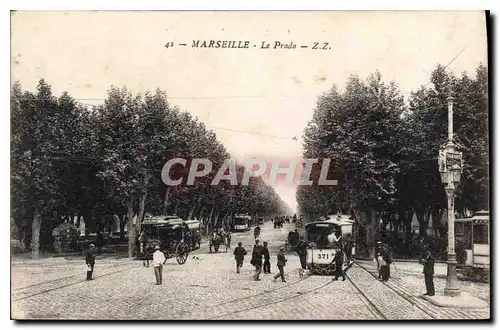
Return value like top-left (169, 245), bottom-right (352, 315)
top-left (85, 244), bottom-right (96, 280)
top-left (296, 236), bottom-right (308, 277)
top-left (225, 231), bottom-right (231, 249)
top-left (420, 248), bottom-right (435, 296)
top-left (142, 244), bottom-right (150, 268)
top-left (343, 240), bottom-right (354, 269)
top-left (273, 246), bottom-right (287, 282)
top-left (292, 229), bottom-right (299, 250)
top-left (378, 253), bottom-right (389, 281)
top-left (254, 225), bottom-right (261, 239)
top-left (251, 239), bottom-right (263, 281)
top-left (233, 242), bottom-right (247, 273)
top-left (153, 245), bottom-right (166, 285)
top-left (332, 249), bottom-right (346, 281)
top-left (262, 241), bottom-right (271, 274)
top-left (375, 241), bottom-right (382, 279)
top-left (382, 244), bottom-right (393, 279)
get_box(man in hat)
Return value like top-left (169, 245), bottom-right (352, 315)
top-left (251, 239), bottom-right (263, 281)
top-left (273, 247), bottom-right (287, 283)
top-left (152, 245), bottom-right (166, 285)
top-left (254, 225), bottom-right (261, 239)
top-left (233, 241), bottom-right (247, 273)
top-left (262, 241), bottom-right (271, 274)
top-left (296, 236), bottom-right (308, 277)
top-left (420, 247), bottom-right (435, 296)
top-left (375, 241), bottom-right (382, 279)
top-left (85, 244), bottom-right (96, 280)
top-left (291, 229), bottom-right (300, 250)
top-left (332, 249), bottom-right (346, 281)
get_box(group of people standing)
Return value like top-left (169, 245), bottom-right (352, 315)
top-left (245, 239), bottom-right (288, 282)
top-left (234, 224), bottom-right (289, 283)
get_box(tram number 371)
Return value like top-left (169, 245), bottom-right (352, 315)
top-left (317, 253), bottom-right (330, 259)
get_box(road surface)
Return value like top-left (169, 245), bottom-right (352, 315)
top-left (11, 221), bottom-right (490, 320)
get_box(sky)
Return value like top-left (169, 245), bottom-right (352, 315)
top-left (10, 11), bottom-right (488, 212)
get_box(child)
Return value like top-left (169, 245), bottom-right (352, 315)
top-left (233, 242), bottom-right (247, 273)
top-left (273, 247), bottom-right (287, 283)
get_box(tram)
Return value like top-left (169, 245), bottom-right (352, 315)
top-left (232, 214), bottom-right (251, 232)
top-left (455, 210), bottom-right (490, 281)
top-left (305, 214), bottom-right (355, 275)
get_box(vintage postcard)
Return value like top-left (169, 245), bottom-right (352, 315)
top-left (10, 11), bottom-right (490, 320)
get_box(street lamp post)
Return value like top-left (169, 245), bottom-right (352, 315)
top-left (438, 95), bottom-right (463, 297)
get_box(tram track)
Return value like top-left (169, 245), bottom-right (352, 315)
top-left (212, 274), bottom-right (310, 308)
top-left (207, 276), bottom-right (334, 320)
top-left (345, 273), bottom-right (387, 319)
top-left (353, 261), bottom-right (435, 319)
top-left (12, 263), bottom-right (138, 302)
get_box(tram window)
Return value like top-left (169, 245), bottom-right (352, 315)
top-left (473, 224), bottom-right (489, 244)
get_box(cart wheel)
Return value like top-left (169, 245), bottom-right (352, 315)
top-left (176, 242), bottom-right (189, 265)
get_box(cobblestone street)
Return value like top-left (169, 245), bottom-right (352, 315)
top-left (11, 222), bottom-right (490, 320)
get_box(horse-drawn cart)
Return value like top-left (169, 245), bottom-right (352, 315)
top-left (141, 216), bottom-right (190, 265)
top-left (209, 230), bottom-right (230, 253)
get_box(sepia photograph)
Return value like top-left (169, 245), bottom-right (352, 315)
top-left (10, 10), bottom-right (490, 320)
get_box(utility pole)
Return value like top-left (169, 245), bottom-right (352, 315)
top-left (438, 89), bottom-right (463, 297)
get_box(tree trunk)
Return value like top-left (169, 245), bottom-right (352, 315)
top-left (136, 174), bottom-right (150, 233)
top-left (416, 208), bottom-right (426, 237)
top-left (76, 214), bottom-right (82, 228)
top-left (187, 206), bottom-right (195, 220)
top-left (126, 200), bottom-right (136, 258)
top-left (208, 206), bottom-right (215, 225)
top-left (214, 210), bottom-right (221, 228)
top-left (433, 208), bottom-right (446, 238)
top-left (403, 209), bottom-right (414, 243)
top-left (119, 214), bottom-right (126, 240)
top-left (163, 187), bottom-right (172, 215)
top-left (136, 191), bottom-right (147, 234)
top-left (31, 208), bottom-right (42, 259)
top-left (363, 208), bottom-right (377, 259)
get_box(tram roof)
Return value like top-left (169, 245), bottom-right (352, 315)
top-left (184, 219), bottom-right (201, 229)
top-left (456, 211), bottom-right (489, 223)
top-left (305, 220), bottom-right (340, 228)
top-left (306, 216), bottom-right (354, 228)
top-left (142, 216), bottom-right (185, 227)
top-left (234, 214), bottom-right (251, 219)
